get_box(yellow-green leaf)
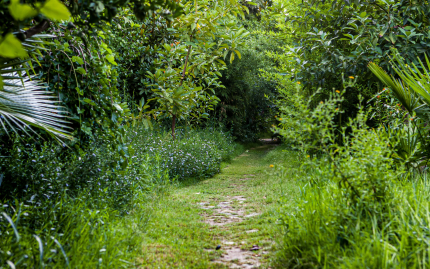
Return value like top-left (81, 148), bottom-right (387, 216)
top-left (105, 54), bottom-right (117, 66)
top-left (0, 34), bottom-right (27, 58)
top-left (230, 52), bottom-right (235, 63)
top-left (76, 67), bottom-right (86, 75)
top-left (40, 0), bottom-right (71, 21)
top-left (234, 49), bottom-right (241, 59)
top-left (8, 0), bottom-right (37, 20)
top-left (72, 56), bottom-right (84, 65)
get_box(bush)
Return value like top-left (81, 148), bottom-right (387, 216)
top-left (0, 125), bottom-right (239, 268)
top-left (275, 168), bottom-right (430, 268)
top-left (0, 142), bottom-right (170, 268)
top-left (271, 72), bottom-right (430, 268)
top-left (0, 128), bottom-right (171, 268)
top-left (0, 135), bottom-right (168, 211)
top-left (132, 126), bottom-right (238, 180)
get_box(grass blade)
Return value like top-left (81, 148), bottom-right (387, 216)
top-left (33, 234), bottom-right (44, 268)
top-left (1, 212), bottom-right (20, 242)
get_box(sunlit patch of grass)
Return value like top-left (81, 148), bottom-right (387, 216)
top-left (137, 143), bottom-right (302, 267)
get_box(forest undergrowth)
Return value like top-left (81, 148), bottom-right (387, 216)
top-left (4, 0), bottom-right (430, 267)
top-left (0, 126), bottom-right (241, 268)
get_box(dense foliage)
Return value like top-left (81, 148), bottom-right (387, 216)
top-left (136, 127), bottom-right (237, 179)
top-left (5, 0), bottom-right (430, 266)
top-left (0, 0), bottom-right (246, 267)
top-left (217, 20), bottom-right (281, 140)
top-left (0, 126), bottom-right (237, 267)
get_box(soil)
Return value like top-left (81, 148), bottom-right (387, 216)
top-left (199, 143), bottom-right (276, 268)
top-left (200, 194), bottom-right (263, 268)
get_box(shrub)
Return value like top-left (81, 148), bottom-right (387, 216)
top-left (275, 168), bottom-right (430, 268)
top-left (0, 135), bottom-right (169, 212)
top-left (132, 126), bottom-right (238, 180)
top-left (271, 72), bottom-right (430, 268)
top-left (0, 124), bottom-right (239, 268)
top-left (0, 141), bottom-right (170, 268)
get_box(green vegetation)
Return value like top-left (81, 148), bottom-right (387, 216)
top-left (138, 144), bottom-right (300, 268)
top-left (3, 0), bottom-right (430, 267)
top-left (0, 127), bottom-right (237, 267)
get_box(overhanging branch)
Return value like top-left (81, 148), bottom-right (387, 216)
top-left (24, 20), bottom-right (50, 39)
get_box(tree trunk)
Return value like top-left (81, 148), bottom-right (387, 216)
top-left (171, 41), bottom-right (192, 140)
top-left (171, 114), bottom-right (176, 140)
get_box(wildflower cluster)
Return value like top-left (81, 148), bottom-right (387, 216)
top-left (132, 127), bottom-right (237, 180)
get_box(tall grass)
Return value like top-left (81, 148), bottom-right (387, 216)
top-left (270, 81), bottom-right (430, 267)
top-left (274, 156), bottom-right (430, 268)
top-left (0, 157), bottom-right (169, 268)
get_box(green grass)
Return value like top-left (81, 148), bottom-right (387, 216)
top-left (136, 143), bottom-right (301, 268)
top-left (273, 158), bottom-right (430, 268)
top-left (1, 138), bottom-right (303, 268)
top-left (0, 189), bottom-right (166, 268)
top-left (0, 127), bottom-right (240, 268)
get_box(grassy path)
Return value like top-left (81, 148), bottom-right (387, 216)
top-left (138, 143), bottom-right (299, 268)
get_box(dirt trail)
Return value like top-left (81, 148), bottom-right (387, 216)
top-left (201, 195), bottom-right (263, 268)
top-left (139, 141), bottom-right (289, 268)
top-left (198, 144), bottom-right (276, 268)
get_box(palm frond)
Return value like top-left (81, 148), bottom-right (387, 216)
top-left (390, 55), bottom-right (430, 108)
top-left (0, 69), bottom-right (73, 141)
top-left (0, 33), bottom-right (73, 141)
top-left (368, 62), bottom-right (421, 114)
top-left (390, 124), bottom-right (425, 168)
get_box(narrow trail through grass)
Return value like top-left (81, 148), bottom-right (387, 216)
top-left (138, 143), bottom-right (300, 268)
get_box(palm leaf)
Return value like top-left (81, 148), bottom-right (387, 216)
top-left (0, 33), bottom-right (73, 141)
top-left (390, 55), bottom-right (430, 109)
top-left (368, 62), bottom-right (421, 114)
top-left (390, 124), bottom-right (425, 168)
top-left (0, 69), bottom-right (73, 141)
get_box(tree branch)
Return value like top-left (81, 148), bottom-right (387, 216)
top-left (24, 20), bottom-right (51, 39)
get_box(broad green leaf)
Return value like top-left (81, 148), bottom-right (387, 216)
top-left (389, 33), bottom-right (396, 44)
top-left (0, 34), bottom-right (27, 58)
top-left (8, 0), bottom-right (37, 20)
top-left (76, 67), bottom-right (86, 75)
top-left (105, 54), bottom-right (117, 65)
top-left (139, 97), bottom-right (145, 108)
top-left (95, 1), bottom-right (104, 13)
top-left (230, 52), bottom-right (235, 63)
top-left (113, 103), bottom-right (123, 111)
top-left (223, 49), bottom-right (228, 59)
top-left (215, 59), bottom-right (226, 66)
top-left (72, 56), bottom-right (84, 65)
top-left (76, 86), bottom-right (83, 95)
top-left (163, 43), bottom-right (172, 51)
top-left (83, 98), bottom-right (96, 106)
top-left (40, 0), bottom-right (71, 21)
